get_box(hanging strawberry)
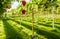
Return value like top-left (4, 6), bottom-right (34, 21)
top-left (22, 9), bottom-right (26, 14)
top-left (22, 0), bottom-right (26, 6)
top-left (6, 5), bottom-right (9, 8)
top-left (6, 4), bottom-right (11, 9)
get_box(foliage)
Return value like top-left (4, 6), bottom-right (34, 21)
top-left (0, 0), bottom-right (12, 15)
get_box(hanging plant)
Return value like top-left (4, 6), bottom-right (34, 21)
top-left (21, 9), bottom-right (26, 14)
top-left (22, 0), bottom-right (26, 6)
top-left (6, 4), bottom-right (11, 9)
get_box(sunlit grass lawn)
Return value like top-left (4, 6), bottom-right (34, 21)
top-left (0, 15), bottom-right (60, 39)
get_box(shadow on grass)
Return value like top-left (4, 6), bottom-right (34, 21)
top-left (21, 19), bottom-right (60, 30)
top-left (55, 23), bottom-right (60, 25)
top-left (2, 19), bottom-right (23, 39)
top-left (11, 19), bottom-right (60, 39)
top-left (51, 29), bottom-right (60, 33)
top-left (38, 22), bottom-right (60, 30)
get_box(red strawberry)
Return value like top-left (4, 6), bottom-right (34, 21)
top-left (22, 0), bottom-right (26, 6)
top-left (6, 5), bottom-right (9, 8)
top-left (22, 10), bottom-right (26, 14)
top-left (6, 5), bottom-right (11, 9)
